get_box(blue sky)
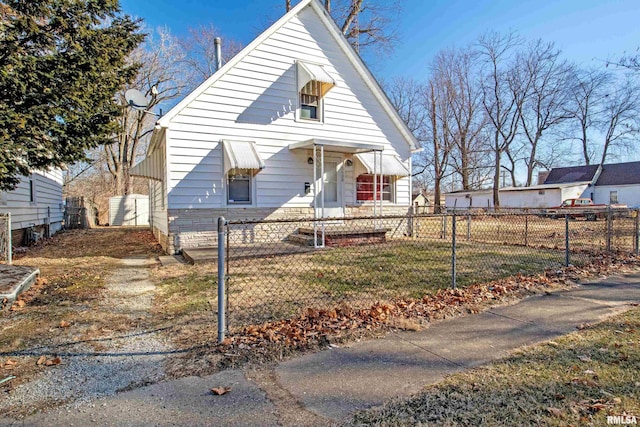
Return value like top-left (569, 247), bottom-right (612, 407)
top-left (120, 0), bottom-right (640, 79)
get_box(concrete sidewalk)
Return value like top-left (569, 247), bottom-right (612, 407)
top-left (2, 272), bottom-right (639, 426)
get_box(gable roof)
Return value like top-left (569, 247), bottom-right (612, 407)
top-left (595, 161), bottom-right (640, 186)
top-left (155, 0), bottom-right (419, 152)
top-left (544, 164), bottom-right (600, 184)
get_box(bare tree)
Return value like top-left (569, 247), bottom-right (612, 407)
top-left (106, 27), bottom-right (187, 195)
top-left (384, 77), bottom-right (427, 137)
top-left (179, 24), bottom-right (244, 85)
top-left (563, 68), bottom-right (609, 164)
top-left (517, 40), bottom-right (574, 185)
top-left (286, 0), bottom-right (399, 54)
top-left (478, 31), bottom-right (526, 207)
top-left (431, 47), bottom-right (487, 190)
top-left (599, 77), bottom-right (640, 164)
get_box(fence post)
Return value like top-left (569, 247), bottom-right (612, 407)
top-left (451, 213), bottom-right (457, 289)
top-left (565, 214), bottom-right (570, 267)
top-left (606, 207), bottom-right (612, 253)
top-left (525, 214), bottom-right (529, 247)
top-left (466, 212), bottom-right (471, 241)
top-left (633, 210), bottom-right (640, 256)
top-left (6, 213), bottom-right (11, 265)
top-left (217, 216), bottom-right (227, 343)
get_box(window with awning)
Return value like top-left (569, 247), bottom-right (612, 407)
top-left (354, 153), bottom-right (409, 177)
top-left (222, 140), bottom-right (264, 204)
top-left (297, 61), bottom-right (335, 121)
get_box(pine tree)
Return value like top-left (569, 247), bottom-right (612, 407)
top-left (0, 0), bottom-right (144, 190)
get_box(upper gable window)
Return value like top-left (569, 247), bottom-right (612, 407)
top-left (296, 61), bottom-right (335, 123)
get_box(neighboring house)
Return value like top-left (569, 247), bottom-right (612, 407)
top-left (0, 171), bottom-right (65, 247)
top-left (591, 161), bottom-right (640, 207)
top-left (412, 191), bottom-right (430, 213)
top-left (131, 0), bottom-right (420, 254)
top-left (444, 160), bottom-right (640, 210)
top-left (445, 182), bottom-right (591, 210)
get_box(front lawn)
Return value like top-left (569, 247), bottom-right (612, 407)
top-left (350, 308), bottom-right (640, 426)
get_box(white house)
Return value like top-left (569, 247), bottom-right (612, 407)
top-left (0, 170), bottom-right (65, 247)
top-left (591, 161), bottom-right (640, 207)
top-left (131, 0), bottom-right (420, 254)
top-left (445, 182), bottom-right (591, 210)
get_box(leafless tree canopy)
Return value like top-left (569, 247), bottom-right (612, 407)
top-left (387, 31), bottom-right (639, 206)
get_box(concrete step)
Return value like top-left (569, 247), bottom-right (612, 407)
top-left (286, 234), bottom-right (314, 246)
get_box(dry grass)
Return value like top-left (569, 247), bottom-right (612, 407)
top-left (349, 308), bottom-right (640, 426)
top-left (1, 227), bottom-right (164, 386)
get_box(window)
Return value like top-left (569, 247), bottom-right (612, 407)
top-left (227, 170), bottom-right (252, 204)
top-left (300, 80), bottom-right (322, 121)
top-left (610, 191), bottom-right (618, 204)
top-left (29, 176), bottom-right (35, 203)
top-left (296, 61), bottom-right (335, 123)
top-left (356, 175), bottom-right (393, 202)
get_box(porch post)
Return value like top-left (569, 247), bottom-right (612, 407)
top-left (373, 150), bottom-right (377, 220)
top-left (379, 150), bottom-right (383, 226)
top-left (313, 144), bottom-right (318, 248)
top-left (320, 145), bottom-right (326, 246)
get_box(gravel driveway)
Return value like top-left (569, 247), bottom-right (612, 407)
top-left (0, 257), bottom-right (171, 418)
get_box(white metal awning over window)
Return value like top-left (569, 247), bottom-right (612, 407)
top-left (297, 61), bottom-right (335, 96)
top-left (355, 152), bottom-right (410, 177)
top-left (130, 148), bottom-right (164, 181)
top-left (222, 140), bottom-right (265, 175)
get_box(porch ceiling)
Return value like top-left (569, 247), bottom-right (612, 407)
top-left (288, 138), bottom-right (384, 154)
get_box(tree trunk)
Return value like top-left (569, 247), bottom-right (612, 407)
top-left (325, 0), bottom-right (331, 12)
top-left (433, 176), bottom-right (442, 213)
top-left (493, 136), bottom-right (501, 209)
top-left (286, 0), bottom-right (291, 11)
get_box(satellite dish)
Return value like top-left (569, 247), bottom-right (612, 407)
top-left (125, 88), bottom-right (149, 110)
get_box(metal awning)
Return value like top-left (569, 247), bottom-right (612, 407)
top-left (130, 148), bottom-right (163, 181)
top-left (289, 138), bottom-right (384, 154)
top-left (355, 152), bottom-right (410, 176)
top-left (297, 61), bottom-right (335, 96)
top-left (222, 140), bottom-right (265, 175)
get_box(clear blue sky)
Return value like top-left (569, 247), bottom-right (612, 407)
top-left (120, 0), bottom-right (640, 79)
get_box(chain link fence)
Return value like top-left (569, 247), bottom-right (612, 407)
top-left (0, 213), bottom-right (11, 264)
top-left (220, 209), bottom-right (639, 329)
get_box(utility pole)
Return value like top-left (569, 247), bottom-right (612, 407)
top-left (286, 0), bottom-right (291, 11)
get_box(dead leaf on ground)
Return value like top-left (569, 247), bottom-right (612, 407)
top-left (577, 354), bottom-right (592, 362)
top-left (211, 386), bottom-right (231, 395)
top-left (546, 407), bottom-right (564, 417)
top-left (44, 357), bottom-right (62, 366)
top-left (59, 320), bottom-right (71, 328)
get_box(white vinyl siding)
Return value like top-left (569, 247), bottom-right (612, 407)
top-left (164, 5), bottom-right (412, 211)
top-left (0, 170), bottom-right (64, 233)
top-left (593, 184), bottom-right (640, 208)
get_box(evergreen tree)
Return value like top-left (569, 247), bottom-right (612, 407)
top-left (0, 0), bottom-right (144, 190)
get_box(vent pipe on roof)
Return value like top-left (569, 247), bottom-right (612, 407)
top-left (214, 37), bottom-right (222, 72)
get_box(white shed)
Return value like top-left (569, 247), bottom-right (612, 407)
top-left (109, 195), bottom-right (149, 226)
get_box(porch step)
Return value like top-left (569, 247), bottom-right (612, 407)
top-left (291, 226), bottom-right (390, 247)
top-left (286, 234), bottom-right (314, 246)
